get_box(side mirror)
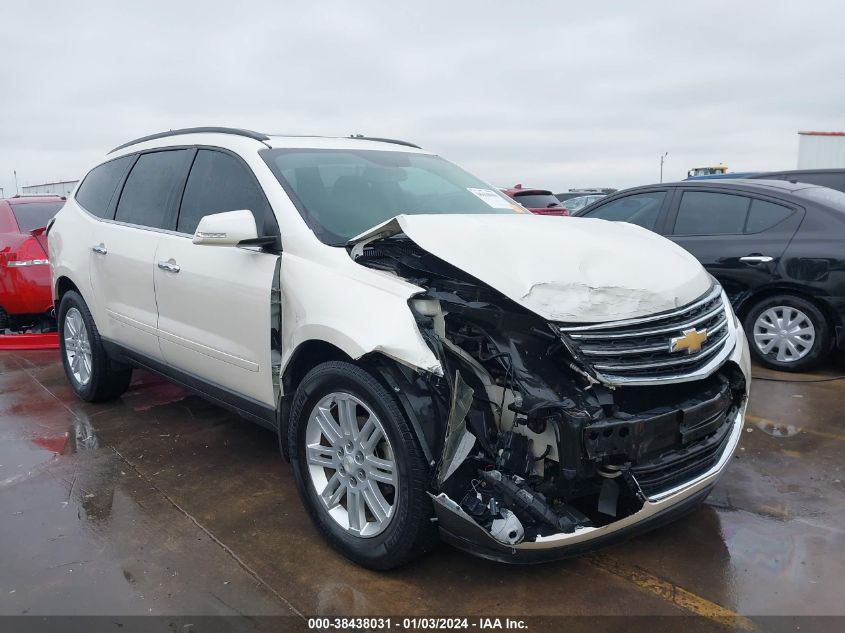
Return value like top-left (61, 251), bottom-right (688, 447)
top-left (192, 210), bottom-right (257, 246)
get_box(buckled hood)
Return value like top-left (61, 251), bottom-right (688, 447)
top-left (350, 214), bottom-right (712, 323)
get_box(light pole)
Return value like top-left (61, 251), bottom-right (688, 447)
top-left (14, 170), bottom-right (19, 195)
top-left (659, 152), bottom-right (669, 183)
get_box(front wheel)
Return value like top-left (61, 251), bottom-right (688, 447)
top-left (287, 361), bottom-right (437, 569)
top-left (58, 290), bottom-right (133, 402)
top-left (744, 294), bottom-right (832, 372)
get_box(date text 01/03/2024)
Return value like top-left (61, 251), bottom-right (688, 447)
top-left (306, 617), bottom-right (528, 630)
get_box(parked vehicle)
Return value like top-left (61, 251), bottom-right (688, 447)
top-left (501, 184), bottom-right (569, 215)
top-left (750, 169), bottom-right (845, 193)
top-left (0, 195), bottom-right (65, 331)
top-left (561, 194), bottom-right (606, 213)
top-left (576, 179), bottom-right (845, 371)
top-left (556, 188), bottom-right (616, 203)
top-left (49, 127), bottom-right (750, 569)
top-left (688, 164), bottom-right (729, 178)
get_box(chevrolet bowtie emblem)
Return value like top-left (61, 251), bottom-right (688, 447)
top-left (670, 328), bottom-right (708, 354)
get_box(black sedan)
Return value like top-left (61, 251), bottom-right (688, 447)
top-left (575, 179), bottom-right (845, 372)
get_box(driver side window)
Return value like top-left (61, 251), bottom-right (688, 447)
top-left (584, 191), bottom-right (667, 231)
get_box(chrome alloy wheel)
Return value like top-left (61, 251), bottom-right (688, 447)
top-left (304, 392), bottom-right (398, 537)
top-left (753, 306), bottom-right (816, 363)
top-left (64, 307), bottom-right (93, 386)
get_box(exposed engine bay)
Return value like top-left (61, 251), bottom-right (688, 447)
top-left (353, 235), bottom-right (747, 548)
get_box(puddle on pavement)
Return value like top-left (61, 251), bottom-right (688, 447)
top-left (752, 420), bottom-right (801, 438)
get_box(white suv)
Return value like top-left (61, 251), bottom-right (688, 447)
top-left (49, 128), bottom-right (750, 569)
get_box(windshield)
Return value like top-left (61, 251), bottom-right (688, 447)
top-left (563, 195), bottom-right (604, 212)
top-left (796, 186), bottom-right (845, 212)
top-left (512, 193), bottom-right (561, 208)
top-left (10, 201), bottom-right (64, 232)
top-left (261, 148), bottom-right (519, 244)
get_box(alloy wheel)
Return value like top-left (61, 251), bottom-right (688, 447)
top-left (64, 307), bottom-right (93, 386)
top-left (752, 305), bottom-right (816, 363)
top-left (304, 392), bottom-right (398, 537)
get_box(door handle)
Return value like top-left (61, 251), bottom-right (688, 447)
top-left (739, 255), bottom-right (773, 264)
top-left (92, 244), bottom-right (107, 255)
top-left (157, 259), bottom-right (180, 273)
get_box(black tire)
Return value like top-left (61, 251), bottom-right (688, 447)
top-left (743, 294), bottom-right (833, 372)
top-left (58, 290), bottom-right (133, 402)
top-left (287, 361), bottom-right (437, 569)
top-left (0, 307), bottom-right (8, 331)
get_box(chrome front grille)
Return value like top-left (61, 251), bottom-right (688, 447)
top-left (558, 285), bottom-right (734, 384)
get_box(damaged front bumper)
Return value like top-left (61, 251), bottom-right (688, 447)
top-left (431, 399), bottom-right (745, 563)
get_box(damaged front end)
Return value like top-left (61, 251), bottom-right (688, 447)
top-left (353, 234), bottom-right (748, 563)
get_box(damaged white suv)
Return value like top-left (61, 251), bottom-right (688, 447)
top-left (49, 128), bottom-right (750, 569)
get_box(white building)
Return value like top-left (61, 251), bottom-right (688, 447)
top-left (797, 131), bottom-right (845, 168)
top-left (21, 180), bottom-right (79, 197)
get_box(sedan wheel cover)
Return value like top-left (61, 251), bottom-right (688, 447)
top-left (64, 307), bottom-right (93, 386)
top-left (753, 306), bottom-right (816, 363)
top-left (305, 392), bottom-right (398, 538)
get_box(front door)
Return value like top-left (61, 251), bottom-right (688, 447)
top-left (153, 149), bottom-right (281, 407)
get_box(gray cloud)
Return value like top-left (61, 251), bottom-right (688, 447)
top-left (2, 0), bottom-right (843, 197)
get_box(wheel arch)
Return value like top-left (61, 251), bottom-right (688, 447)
top-left (736, 284), bottom-right (838, 331)
top-left (278, 340), bottom-right (443, 466)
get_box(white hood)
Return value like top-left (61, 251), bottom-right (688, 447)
top-left (351, 214), bottom-right (712, 323)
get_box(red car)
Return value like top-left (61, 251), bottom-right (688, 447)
top-left (501, 184), bottom-right (569, 216)
top-left (0, 195), bottom-right (65, 331)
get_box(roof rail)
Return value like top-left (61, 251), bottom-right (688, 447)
top-left (349, 134), bottom-right (421, 149)
top-left (109, 127), bottom-right (270, 153)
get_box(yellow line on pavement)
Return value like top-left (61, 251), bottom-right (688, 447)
top-left (586, 554), bottom-right (758, 632)
top-left (745, 413), bottom-right (845, 443)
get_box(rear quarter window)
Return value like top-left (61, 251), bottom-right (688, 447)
top-left (75, 155), bottom-right (135, 219)
top-left (744, 199), bottom-right (794, 233)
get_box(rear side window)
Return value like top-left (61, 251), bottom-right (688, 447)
top-left (584, 191), bottom-right (666, 230)
top-left (10, 202), bottom-right (65, 232)
top-left (178, 150), bottom-right (275, 235)
top-left (75, 156), bottom-right (135, 219)
top-left (674, 192), bottom-right (749, 235)
top-left (745, 199), bottom-right (793, 233)
top-left (114, 150), bottom-right (192, 230)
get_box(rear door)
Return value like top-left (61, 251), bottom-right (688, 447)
top-left (89, 149), bottom-right (193, 359)
top-left (665, 189), bottom-right (805, 304)
top-left (154, 148), bottom-right (280, 407)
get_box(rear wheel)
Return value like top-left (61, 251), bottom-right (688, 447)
top-left (288, 361), bottom-right (436, 569)
top-left (58, 291), bottom-right (132, 401)
top-left (744, 294), bottom-right (832, 372)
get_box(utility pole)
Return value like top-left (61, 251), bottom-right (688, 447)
top-left (14, 170), bottom-right (19, 195)
top-left (659, 152), bottom-right (669, 183)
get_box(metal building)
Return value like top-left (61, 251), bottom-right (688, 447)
top-left (20, 180), bottom-right (79, 197)
top-left (797, 131), bottom-right (845, 168)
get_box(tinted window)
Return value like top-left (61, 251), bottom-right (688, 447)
top-left (513, 193), bottom-right (561, 209)
top-left (584, 191), bottom-right (666, 230)
top-left (10, 202), bottom-right (65, 232)
top-left (114, 150), bottom-right (192, 229)
top-left (745, 199), bottom-right (793, 233)
top-left (674, 192), bottom-right (749, 235)
top-left (75, 156), bottom-right (134, 219)
top-left (178, 150), bottom-right (274, 235)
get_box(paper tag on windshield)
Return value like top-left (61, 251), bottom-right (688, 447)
top-left (467, 188), bottom-right (513, 209)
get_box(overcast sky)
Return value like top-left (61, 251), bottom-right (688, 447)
top-left (2, 1), bottom-right (844, 197)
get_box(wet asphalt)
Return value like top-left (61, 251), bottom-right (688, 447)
top-left (0, 349), bottom-right (843, 630)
